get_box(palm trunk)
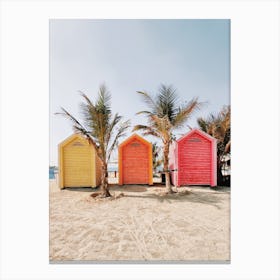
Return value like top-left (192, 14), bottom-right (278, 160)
top-left (100, 161), bottom-right (111, 197)
top-left (163, 143), bottom-right (174, 194)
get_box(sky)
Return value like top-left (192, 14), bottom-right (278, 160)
top-left (50, 19), bottom-right (230, 166)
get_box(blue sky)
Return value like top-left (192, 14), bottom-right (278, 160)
top-left (50, 19), bottom-right (230, 166)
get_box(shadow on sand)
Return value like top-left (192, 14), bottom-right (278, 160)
top-left (62, 184), bottom-right (228, 209)
top-left (63, 185), bottom-right (149, 193)
top-left (123, 192), bottom-right (225, 208)
top-left (64, 187), bottom-right (98, 192)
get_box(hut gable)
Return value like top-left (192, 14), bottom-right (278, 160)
top-left (170, 129), bottom-right (217, 187)
top-left (177, 128), bottom-right (216, 145)
top-left (58, 134), bottom-right (100, 188)
top-left (118, 134), bottom-right (153, 185)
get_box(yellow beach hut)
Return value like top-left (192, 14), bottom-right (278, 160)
top-left (58, 134), bottom-right (101, 189)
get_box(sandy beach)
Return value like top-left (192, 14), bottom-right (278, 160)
top-left (49, 179), bottom-right (230, 262)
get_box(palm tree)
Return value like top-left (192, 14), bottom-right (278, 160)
top-left (197, 105), bottom-right (230, 157)
top-left (56, 84), bottom-right (130, 197)
top-left (133, 84), bottom-right (202, 193)
top-left (152, 142), bottom-right (163, 172)
top-left (197, 105), bottom-right (231, 185)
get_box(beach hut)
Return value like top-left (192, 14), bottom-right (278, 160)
top-left (118, 134), bottom-right (153, 185)
top-left (58, 134), bottom-right (101, 189)
top-left (169, 128), bottom-right (217, 187)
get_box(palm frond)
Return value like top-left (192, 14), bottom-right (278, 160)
top-left (133, 124), bottom-right (150, 131)
top-left (56, 107), bottom-right (86, 133)
top-left (105, 113), bottom-right (123, 148)
top-left (197, 105), bottom-right (231, 155)
top-left (197, 117), bottom-right (208, 132)
top-left (107, 120), bottom-right (131, 161)
top-left (136, 91), bottom-right (157, 112)
top-left (133, 124), bottom-right (161, 138)
top-left (136, 110), bottom-right (153, 116)
top-left (150, 115), bottom-right (171, 133)
top-left (156, 84), bottom-right (179, 119)
top-left (79, 87), bottom-right (112, 149)
top-left (96, 83), bottom-right (111, 111)
top-left (172, 97), bottom-right (203, 129)
top-left (79, 91), bottom-right (95, 108)
top-left (55, 107), bottom-right (99, 150)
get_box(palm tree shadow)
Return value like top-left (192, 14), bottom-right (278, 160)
top-left (63, 186), bottom-right (227, 209)
top-left (211, 186), bottom-right (231, 193)
top-left (110, 185), bottom-right (148, 193)
top-left (64, 187), bottom-right (99, 192)
top-left (123, 191), bottom-right (225, 209)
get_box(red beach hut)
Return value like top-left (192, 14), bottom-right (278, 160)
top-left (169, 128), bottom-right (217, 187)
top-left (118, 134), bottom-right (153, 185)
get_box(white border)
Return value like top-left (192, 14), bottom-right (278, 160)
top-left (0, 1), bottom-right (279, 279)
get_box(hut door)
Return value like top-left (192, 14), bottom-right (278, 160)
top-left (63, 141), bottom-right (93, 187)
top-left (122, 141), bottom-right (149, 184)
top-left (180, 137), bottom-right (212, 185)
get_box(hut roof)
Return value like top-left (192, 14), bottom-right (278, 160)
top-left (177, 128), bottom-right (216, 144)
top-left (119, 133), bottom-right (151, 148)
top-left (59, 133), bottom-right (83, 145)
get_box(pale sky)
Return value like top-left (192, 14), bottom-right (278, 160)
top-left (50, 19), bottom-right (230, 166)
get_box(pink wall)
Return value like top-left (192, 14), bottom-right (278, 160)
top-left (169, 129), bottom-right (217, 187)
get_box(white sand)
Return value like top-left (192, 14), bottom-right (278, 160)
top-left (49, 180), bottom-right (230, 261)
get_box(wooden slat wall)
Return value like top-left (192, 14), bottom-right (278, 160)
top-left (169, 129), bottom-right (216, 187)
top-left (119, 134), bottom-right (153, 185)
top-left (122, 140), bottom-right (149, 184)
top-left (59, 134), bottom-right (100, 188)
top-left (178, 133), bottom-right (211, 185)
top-left (63, 140), bottom-right (93, 187)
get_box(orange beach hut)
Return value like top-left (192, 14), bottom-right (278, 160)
top-left (58, 134), bottom-right (101, 189)
top-left (118, 134), bottom-right (153, 185)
